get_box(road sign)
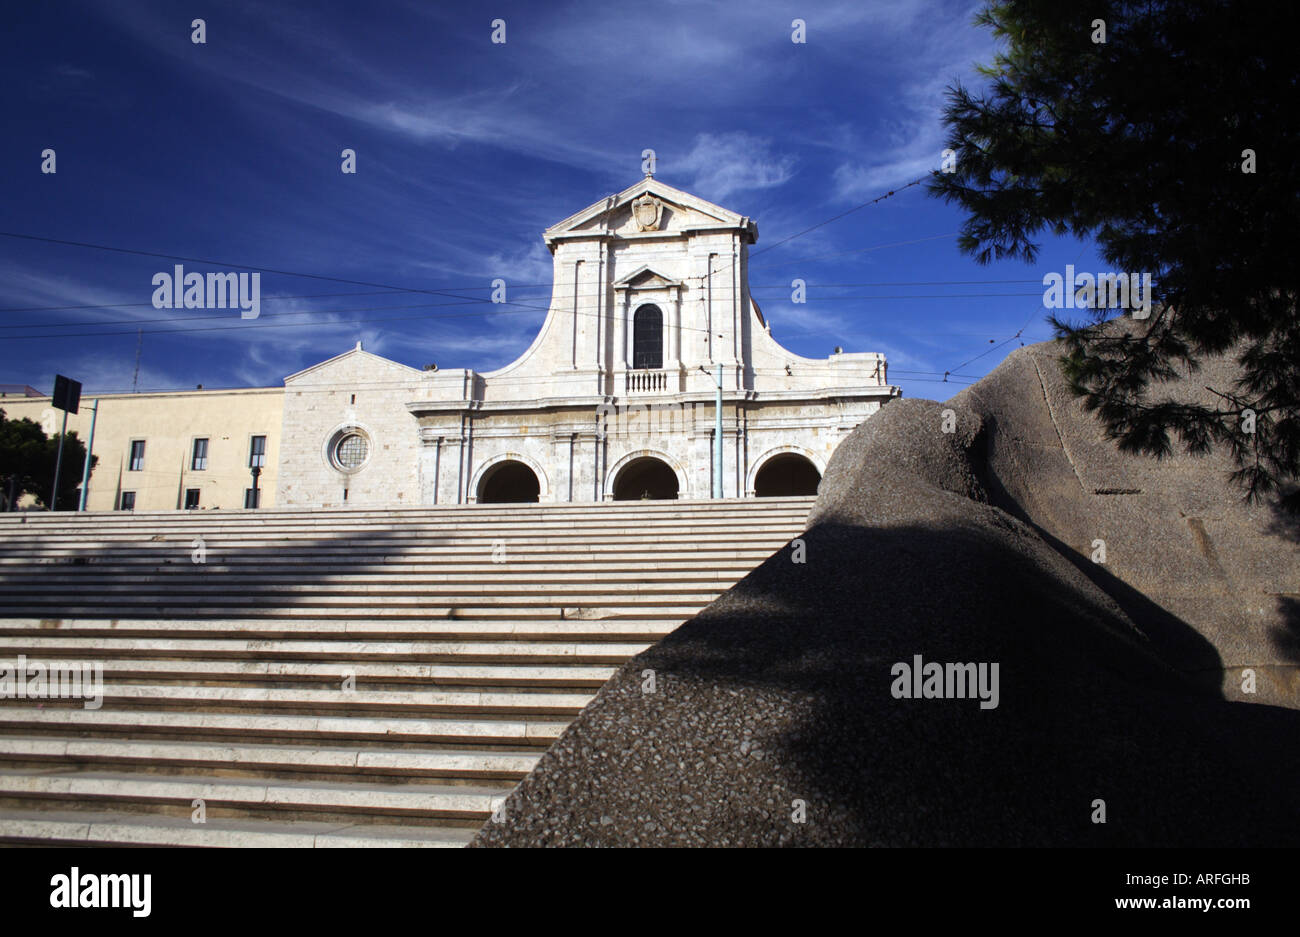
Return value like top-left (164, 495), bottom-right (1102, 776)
top-left (52, 375), bottom-right (81, 414)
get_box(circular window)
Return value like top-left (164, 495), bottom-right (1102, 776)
top-left (330, 430), bottom-right (370, 472)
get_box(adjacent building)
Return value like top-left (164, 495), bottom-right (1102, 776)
top-left (0, 387), bottom-right (280, 511)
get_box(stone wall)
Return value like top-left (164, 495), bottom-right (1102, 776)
top-left (277, 346), bottom-right (425, 507)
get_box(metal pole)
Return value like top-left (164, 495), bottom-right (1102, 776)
top-left (714, 363), bottom-right (723, 499)
top-left (78, 399), bottom-right (98, 511)
top-left (50, 409), bottom-right (68, 511)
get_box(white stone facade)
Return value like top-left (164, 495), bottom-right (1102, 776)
top-left (276, 177), bottom-right (899, 506)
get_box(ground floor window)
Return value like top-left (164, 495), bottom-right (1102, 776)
top-left (119, 491), bottom-right (135, 510)
top-left (184, 488), bottom-right (200, 509)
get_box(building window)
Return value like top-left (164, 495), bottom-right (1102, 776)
top-left (119, 491), bottom-right (135, 510)
top-left (632, 304), bottom-right (663, 369)
top-left (129, 440), bottom-right (146, 471)
top-left (329, 428), bottom-right (371, 473)
top-left (244, 488), bottom-right (261, 509)
top-left (335, 433), bottom-right (367, 469)
top-left (248, 435), bottom-right (267, 468)
top-left (191, 438), bottom-right (209, 471)
top-left (184, 488), bottom-right (200, 509)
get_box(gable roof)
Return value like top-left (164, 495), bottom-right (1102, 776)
top-left (282, 344), bottom-right (424, 385)
top-left (543, 177), bottom-right (757, 248)
top-left (612, 264), bottom-right (685, 291)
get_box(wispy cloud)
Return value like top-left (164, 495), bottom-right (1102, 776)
top-left (673, 133), bottom-right (796, 202)
top-left (831, 2), bottom-right (993, 198)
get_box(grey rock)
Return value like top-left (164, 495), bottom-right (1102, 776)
top-left (473, 337), bottom-right (1300, 847)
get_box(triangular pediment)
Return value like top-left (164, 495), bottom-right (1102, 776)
top-left (283, 345), bottom-right (422, 385)
top-left (612, 265), bottom-right (684, 291)
top-left (544, 177), bottom-right (754, 245)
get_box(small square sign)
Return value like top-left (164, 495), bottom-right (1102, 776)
top-left (52, 374), bottom-right (81, 414)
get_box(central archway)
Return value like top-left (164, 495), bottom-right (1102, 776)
top-left (612, 456), bottom-right (679, 500)
top-left (752, 451), bottom-right (822, 497)
top-left (477, 459), bottom-right (541, 503)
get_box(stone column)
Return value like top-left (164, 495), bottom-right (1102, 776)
top-left (667, 289), bottom-right (681, 377)
top-left (613, 292), bottom-right (627, 391)
top-left (418, 430), bottom-right (442, 505)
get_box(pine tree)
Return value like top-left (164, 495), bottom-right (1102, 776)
top-left (930, 0), bottom-right (1299, 511)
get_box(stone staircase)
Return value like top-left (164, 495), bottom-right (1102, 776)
top-left (0, 498), bottom-right (812, 846)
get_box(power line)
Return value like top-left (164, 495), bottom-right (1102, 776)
top-left (749, 232), bottom-right (959, 271)
top-left (0, 231), bottom-right (502, 306)
top-left (51, 352), bottom-right (1008, 397)
top-left (688, 177), bottom-right (932, 292)
top-left (0, 276), bottom-right (1048, 320)
top-left (0, 289), bottom-right (1052, 336)
top-left (0, 185), bottom-right (960, 347)
top-left (0, 286), bottom-right (553, 315)
top-left (0, 299), bottom-right (490, 336)
top-left (935, 241), bottom-right (1095, 382)
top-left (0, 181), bottom-right (1040, 389)
top-left (750, 279), bottom-right (1043, 288)
top-left (748, 177), bottom-right (929, 260)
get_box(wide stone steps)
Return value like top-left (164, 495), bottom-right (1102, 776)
top-left (0, 683), bottom-right (594, 714)
top-left (0, 604), bottom-right (711, 621)
top-left (0, 707), bottom-right (571, 745)
top-left (0, 497), bottom-right (812, 845)
top-left (0, 737), bottom-right (540, 778)
top-left (0, 809), bottom-right (479, 847)
top-left (0, 770), bottom-right (509, 822)
top-left (0, 499), bottom-right (807, 523)
top-left (0, 617), bottom-right (671, 637)
top-left (0, 636), bottom-right (657, 661)
top-left (0, 552), bottom-right (783, 568)
top-left (0, 569), bottom-right (757, 584)
top-left (0, 657), bottom-right (619, 686)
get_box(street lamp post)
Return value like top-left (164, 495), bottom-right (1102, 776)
top-left (77, 399), bottom-right (99, 511)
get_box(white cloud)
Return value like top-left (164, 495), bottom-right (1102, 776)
top-left (830, 2), bottom-right (994, 199)
top-left (674, 133), bottom-right (795, 201)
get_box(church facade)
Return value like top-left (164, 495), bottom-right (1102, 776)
top-left (278, 176), bottom-right (899, 506)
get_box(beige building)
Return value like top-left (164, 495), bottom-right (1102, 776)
top-left (0, 387), bottom-right (281, 511)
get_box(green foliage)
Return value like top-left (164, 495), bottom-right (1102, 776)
top-left (0, 408), bottom-right (97, 510)
top-left (930, 0), bottom-right (1299, 511)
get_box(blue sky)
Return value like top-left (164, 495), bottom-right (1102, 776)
top-left (0, 0), bottom-right (1104, 400)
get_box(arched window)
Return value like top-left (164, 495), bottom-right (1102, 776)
top-left (632, 304), bottom-right (663, 369)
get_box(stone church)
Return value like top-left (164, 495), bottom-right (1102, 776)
top-left (276, 176), bottom-right (898, 506)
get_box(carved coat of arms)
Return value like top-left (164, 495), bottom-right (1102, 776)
top-left (632, 194), bottom-right (662, 231)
